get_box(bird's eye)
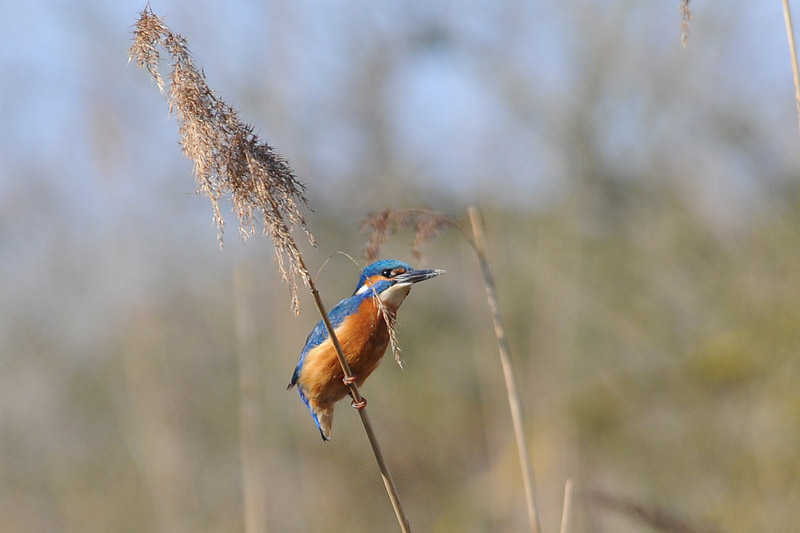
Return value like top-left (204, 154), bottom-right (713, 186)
top-left (381, 267), bottom-right (407, 278)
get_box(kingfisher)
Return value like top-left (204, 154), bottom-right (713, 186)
top-left (288, 259), bottom-right (444, 441)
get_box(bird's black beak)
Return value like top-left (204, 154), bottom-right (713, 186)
top-left (393, 268), bottom-right (445, 285)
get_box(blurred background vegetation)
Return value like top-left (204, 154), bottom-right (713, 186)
top-left (2, 0), bottom-right (800, 531)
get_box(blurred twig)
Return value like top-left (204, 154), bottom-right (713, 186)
top-left (130, 9), bottom-right (411, 531)
top-left (584, 489), bottom-right (719, 533)
top-left (781, 0), bottom-right (800, 135)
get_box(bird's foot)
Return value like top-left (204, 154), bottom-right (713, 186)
top-left (342, 374), bottom-right (357, 386)
top-left (351, 397), bottom-right (367, 410)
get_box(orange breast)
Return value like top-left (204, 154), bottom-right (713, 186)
top-left (299, 298), bottom-right (392, 405)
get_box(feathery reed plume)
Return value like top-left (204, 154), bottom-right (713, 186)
top-left (781, 0), bottom-right (800, 135)
top-left (361, 207), bottom-right (542, 533)
top-left (130, 9), bottom-right (411, 531)
top-left (584, 489), bottom-right (719, 533)
top-left (129, 7), bottom-right (313, 313)
top-left (679, 0), bottom-right (692, 47)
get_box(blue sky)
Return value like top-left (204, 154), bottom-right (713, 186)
top-left (1, 0), bottom-right (798, 259)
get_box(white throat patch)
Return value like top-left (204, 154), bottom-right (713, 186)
top-left (378, 282), bottom-right (412, 307)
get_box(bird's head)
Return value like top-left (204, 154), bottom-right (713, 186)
top-left (354, 259), bottom-right (444, 308)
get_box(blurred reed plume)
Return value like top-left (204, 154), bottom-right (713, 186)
top-left (361, 208), bottom-right (459, 263)
top-left (129, 7), bottom-right (313, 313)
top-left (680, 0), bottom-right (692, 47)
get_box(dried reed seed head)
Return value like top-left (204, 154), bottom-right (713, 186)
top-left (361, 208), bottom-right (457, 262)
top-left (412, 210), bottom-right (453, 260)
top-left (371, 290), bottom-right (403, 369)
top-left (129, 8), bottom-right (314, 313)
top-left (129, 9), bottom-right (170, 92)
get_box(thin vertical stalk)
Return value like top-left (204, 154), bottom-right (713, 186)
top-left (233, 262), bottom-right (268, 533)
top-left (468, 207), bottom-right (541, 533)
top-left (560, 479), bottom-right (574, 533)
top-left (782, 0), bottom-right (800, 135)
top-left (297, 254), bottom-right (412, 533)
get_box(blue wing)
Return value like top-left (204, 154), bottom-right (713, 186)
top-left (288, 281), bottom-right (396, 440)
top-left (287, 293), bottom-right (366, 388)
top-left (288, 293), bottom-right (368, 440)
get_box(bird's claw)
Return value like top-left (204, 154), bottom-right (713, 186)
top-left (342, 375), bottom-right (357, 386)
top-left (351, 397), bottom-right (367, 410)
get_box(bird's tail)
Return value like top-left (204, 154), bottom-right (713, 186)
top-left (298, 389), bottom-right (334, 441)
top-left (312, 402), bottom-right (334, 441)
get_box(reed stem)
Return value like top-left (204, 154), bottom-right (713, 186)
top-left (468, 207), bottom-right (541, 533)
top-left (782, 0), bottom-right (800, 135)
top-left (297, 254), bottom-right (412, 533)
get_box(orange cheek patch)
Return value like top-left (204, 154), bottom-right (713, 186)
top-left (361, 274), bottom-right (389, 292)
